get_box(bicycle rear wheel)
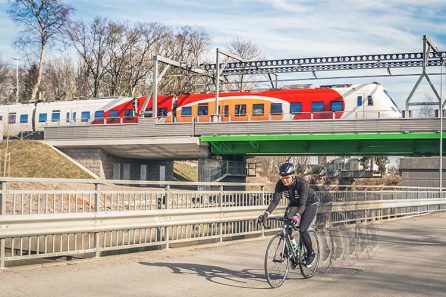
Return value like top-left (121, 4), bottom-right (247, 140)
top-left (299, 230), bottom-right (320, 279)
top-left (264, 234), bottom-right (290, 288)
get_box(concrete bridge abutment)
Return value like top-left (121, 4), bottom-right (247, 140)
top-left (400, 157), bottom-right (446, 188)
top-left (61, 148), bottom-right (174, 181)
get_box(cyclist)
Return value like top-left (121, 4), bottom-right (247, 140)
top-left (258, 162), bottom-right (319, 266)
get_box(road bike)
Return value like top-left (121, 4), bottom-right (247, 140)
top-left (261, 217), bottom-right (320, 288)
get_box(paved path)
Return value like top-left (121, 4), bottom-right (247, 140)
top-left (1, 212), bottom-right (445, 297)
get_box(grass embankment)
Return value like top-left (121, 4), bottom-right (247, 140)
top-left (0, 140), bottom-right (92, 179)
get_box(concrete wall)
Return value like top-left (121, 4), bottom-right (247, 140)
top-left (61, 148), bottom-right (173, 181)
top-left (400, 157), bottom-right (446, 188)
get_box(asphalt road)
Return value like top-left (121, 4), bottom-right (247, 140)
top-left (1, 212), bottom-right (445, 297)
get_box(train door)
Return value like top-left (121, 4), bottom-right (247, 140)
top-left (355, 93), bottom-right (366, 119)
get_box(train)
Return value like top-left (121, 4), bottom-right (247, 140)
top-left (0, 82), bottom-right (400, 136)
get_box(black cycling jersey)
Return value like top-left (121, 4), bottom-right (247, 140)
top-left (266, 176), bottom-right (319, 216)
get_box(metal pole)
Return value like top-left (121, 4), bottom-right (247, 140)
top-left (440, 58), bottom-right (444, 191)
top-left (13, 57), bottom-right (19, 103)
top-left (214, 48), bottom-right (220, 122)
top-left (94, 183), bottom-right (101, 257)
top-left (152, 55), bottom-right (158, 119)
top-left (1, 181), bottom-right (6, 268)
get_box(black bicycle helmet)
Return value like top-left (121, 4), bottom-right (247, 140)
top-left (279, 162), bottom-right (295, 176)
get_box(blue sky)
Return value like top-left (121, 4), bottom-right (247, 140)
top-left (0, 0), bottom-right (446, 108)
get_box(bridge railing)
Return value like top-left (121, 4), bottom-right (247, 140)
top-left (192, 110), bottom-right (402, 122)
top-left (44, 117), bottom-right (443, 141)
top-left (1, 178), bottom-right (445, 268)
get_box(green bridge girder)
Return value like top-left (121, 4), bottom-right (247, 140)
top-left (200, 132), bottom-right (446, 156)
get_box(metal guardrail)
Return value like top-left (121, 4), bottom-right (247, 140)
top-left (44, 117), bottom-right (443, 140)
top-left (1, 178), bottom-right (445, 268)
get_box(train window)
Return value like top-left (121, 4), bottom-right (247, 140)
top-left (224, 105), bottom-right (229, 116)
top-left (367, 96), bottom-right (374, 106)
top-left (95, 110), bottom-right (104, 119)
top-left (109, 110), bottom-right (119, 118)
top-left (331, 101), bottom-right (343, 112)
top-left (357, 96), bottom-right (363, 106)
top-left (235, 104), bottom-right (247, 116)
top-left (197, 104), bottom-right (208, 116)
top-left (0, 116), bottom-right (2, 121)
top-left (81, 111), bottom-right (90, 122)
top-left (253, 104), bottom-right (264, 116)
top-left (20, 114), bottom-right (28, 123)
top-left (124, 109), bottom-right (134, 117)
top-left (271, 103), bottom-right (282, 114)
top-left (8, 113), bottom-right (16, 124)
top-left (312, 102), bottom-right (324, 112)
top-left (38, 113), bottom-right (47, 123)
top-left (52, 110), bottom-right (60, 122)
top-left (158, 108), bottom-right (168, 117)
top-left (290, 102), bottom-right (302, 114)
top-left (66, 112), bottom-right (70, 123)
top-left (181, 106), bottom-right (192, 116)
top-left (73, 112), bottom-right (77, 122)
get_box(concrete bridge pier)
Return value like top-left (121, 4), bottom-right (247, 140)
top-left (400, 157), bottom-right (446, 187)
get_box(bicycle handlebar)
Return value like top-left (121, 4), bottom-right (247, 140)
top-left (260, 217), bottom-right (299, 230)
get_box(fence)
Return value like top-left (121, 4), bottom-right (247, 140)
top-left (1, 177), bottom-right (445, 268)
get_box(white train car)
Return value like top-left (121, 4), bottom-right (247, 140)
top-left (0, 96), bottom-right (133, 137)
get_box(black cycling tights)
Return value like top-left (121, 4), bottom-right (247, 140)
top-left (286, 203), bottom-right (318, 254)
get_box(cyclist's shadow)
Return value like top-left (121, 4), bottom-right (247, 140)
top-left (139, 261), bottom-right (270, 289)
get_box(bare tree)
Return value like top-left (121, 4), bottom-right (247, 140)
top-left (67, 18), bottom-right (170, 98)
top-left (417, 94), bottom-right (436, 118)
top-left (105, 22), bottom-right (169, 97)
top-left (41, 57), bottom-right (76, 100)
top-left (66, 18), bottom-right (210, 99)
top-left (105, 21), bottom-right (132, 96)
top-left (66, 17), bottom-right (112, 97)
top-left (0, 60), bottom-right (9, 84)
top-left (125, 22), bottom-right (170, 97)
top-left (8, 0), bottom-right (73, 100)
top-left (73, 60), bottom-right (91, 99)
top-left (0, 58), bottom-right (14, 103)
top-left (158, 26), bottom-right (210, 94)
top-left (226, 37), bottom-right (263, 91)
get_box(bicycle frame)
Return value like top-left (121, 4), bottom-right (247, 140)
top-left (262, 216), bottom-right (320, 287)
top-left (264, 217), bottom-right (303, 264)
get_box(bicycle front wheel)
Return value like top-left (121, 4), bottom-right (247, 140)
top-left (264, 234), bottom-right (290, 288)
top-left (299, 230), bottom-right (320, 279)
